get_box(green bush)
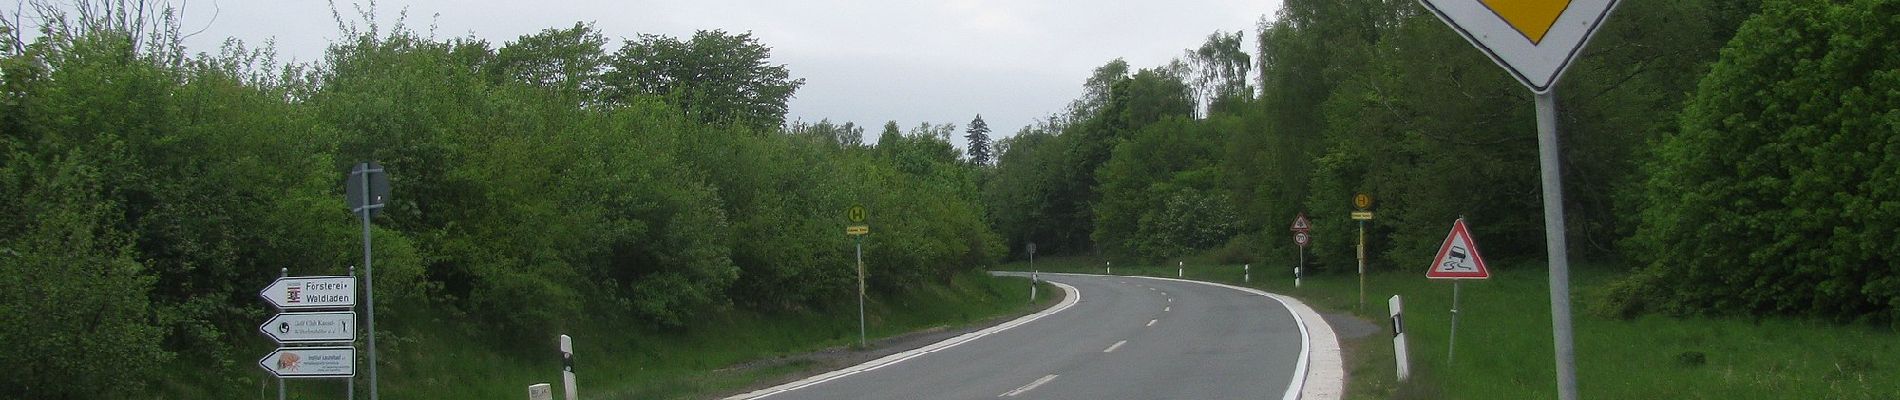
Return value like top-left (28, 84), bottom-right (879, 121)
top-left (1621, 0), bottom-right (1900, 322)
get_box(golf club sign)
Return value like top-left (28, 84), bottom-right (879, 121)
top-left (259, 275), bottom-right (357, 379)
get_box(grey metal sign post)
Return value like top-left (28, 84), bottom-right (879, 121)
top-left (1411, 1), bottom-right (1621, 397)
top-left (845, 205), bottom-right (870, 348)
top-left (348, 162), bottom-right (388, 400)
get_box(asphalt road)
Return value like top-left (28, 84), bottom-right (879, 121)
top-left (733, 273), bottom-right (1309, 400)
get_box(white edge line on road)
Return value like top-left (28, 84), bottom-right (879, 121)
top-left (999, 374), bottom-right (1059, 397)
top-left (1147, 319), bottom-right (1157, 327)
top-left (1125, 275), bottom-right (1345, 400)
top-left (1103, 340), bottom-right (1127, 353)
top-left (725, 274), bottom-right (1081, 400)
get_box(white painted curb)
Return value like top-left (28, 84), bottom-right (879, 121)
top-left (724, 275), bottom-right (1080, 400)
top-left (1124, 275), bottom-right (1345, 400)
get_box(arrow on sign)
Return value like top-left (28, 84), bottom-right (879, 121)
top-left (259, 276), bottom-right (355, 310)
top-left (260, 311), bottom-right (355, 344)
top-left (259, 346), bottom-right (356, 378)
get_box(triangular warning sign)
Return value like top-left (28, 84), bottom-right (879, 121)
top-left (1291, 212), bottom-right (1312, 232)
top-left (1427, 218), bottom-right (1490, 279)
top-left (1416, 0), bottom-right (1622, 93)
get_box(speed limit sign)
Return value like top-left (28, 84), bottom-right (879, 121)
top-left (1295, 231), bottom-right (1311, 247)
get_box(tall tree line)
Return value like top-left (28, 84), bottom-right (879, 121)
top-left (985, 0), bottom-right (1895, 323)
top-left (0, 6), bottom-right (998, 397)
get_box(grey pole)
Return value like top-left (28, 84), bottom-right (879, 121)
top-left (1449, 280), bottom-right (1461, 364)
top-left (279, 268), bottom-right (288, 400)
top-left (349, 265), bottom-right (357, 400)
top-left (1358, 220), bottom-right (1367, 312)
top-left (359, 165), bottom-right (380, 400)
top-left (1535, 91), bottom-right (1579, 400)
top-left (856, 237), bottom-right (865, 348)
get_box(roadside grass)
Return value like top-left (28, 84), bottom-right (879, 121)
top-left (1001, 256), bottom-right (1899, 399)
top-left (250, 269), bottom-right (1047, 399)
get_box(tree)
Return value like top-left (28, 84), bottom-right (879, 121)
top-left (491, 22), bottom-right (608, 99)
top-left (603, 30), bottom-right (805, 132)
top-left (1185, 30), bottom-right (1252, 115)
top-left (1612, 0), bottom-right (1900, 322)
top-left (965, 114), bottom-right (993, 166)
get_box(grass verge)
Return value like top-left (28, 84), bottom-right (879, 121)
top-left (246, 269), bottom-right (1051, 399)
top-left (1004, 256), bottom-right (1898, 399)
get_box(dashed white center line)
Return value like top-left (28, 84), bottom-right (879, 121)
top-left (1149, 287), bottom-right (1156, 291)
top-left (999, 374), bottom-right (1059, 397)
top-left (1168, 298), bottom-right (1173, 303)
top-left (1147, 319), bottom-right (1157, 327)
top-left (1103, 340), bottom-right (1128, 353)
top-left (1164, 306), bottom-right (1171, 312)
top-left (1160, 291), bottom-right (1167, 296)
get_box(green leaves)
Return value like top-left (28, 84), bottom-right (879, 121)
top-left (1622, 0), bottom-right (1900, 322)
top-left (603, 30), bottom-right (805, 132)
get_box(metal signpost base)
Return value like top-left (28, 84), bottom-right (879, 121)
top-left (1449, 280), bottom-right (1461, 364)
top-left (858, 237), bottom-right (866, 346)
top-left (1358, 221), bottom-right (1367, 312)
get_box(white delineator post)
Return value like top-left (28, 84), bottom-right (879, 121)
top-left (1178, 261), bottom-right (1184, 277)
top-left (1030, 271), bottom-right (1038, 302)
top-left (560, 335), bottom-right (577, 400)
top-left (1390, 295), bottom-right (1410, 380)
top-left (528, 383), bottom-right (553, 400)
top-left (1105, 261), bottom-right (1111, 275)
top-left (1244, 264), bottom-right (1250, 283)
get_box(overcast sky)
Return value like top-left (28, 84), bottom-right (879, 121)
top-left (21, 0), bottom-right (1284, 149)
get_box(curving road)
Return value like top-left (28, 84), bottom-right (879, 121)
top-left (727, 272), bottom-right (1339, 400)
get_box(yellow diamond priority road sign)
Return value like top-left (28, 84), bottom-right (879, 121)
top-left (1417, 0), bottom-right (1621, 93)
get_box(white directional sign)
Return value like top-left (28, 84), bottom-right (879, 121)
top-left (1427, 218), bottom-right (1491, 279)
top-left (259, 276), bottom-right (355, 309)
top-left (259, 346), bottom-right (356, 378)
top-left (1416, 0), bottom-right (1622, 93)
top-left (260, 311), bottom-right (355, 343)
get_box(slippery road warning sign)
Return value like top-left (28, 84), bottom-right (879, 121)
top-left (1427, 218), bottom-right (1491, 279)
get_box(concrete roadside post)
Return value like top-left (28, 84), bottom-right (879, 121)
top-left (560, 335), bottom-right (577, 400)
top-left (528, 383), bottom-right (552, 400)
top-left (1390, 295), bottom-right (1410, 381)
